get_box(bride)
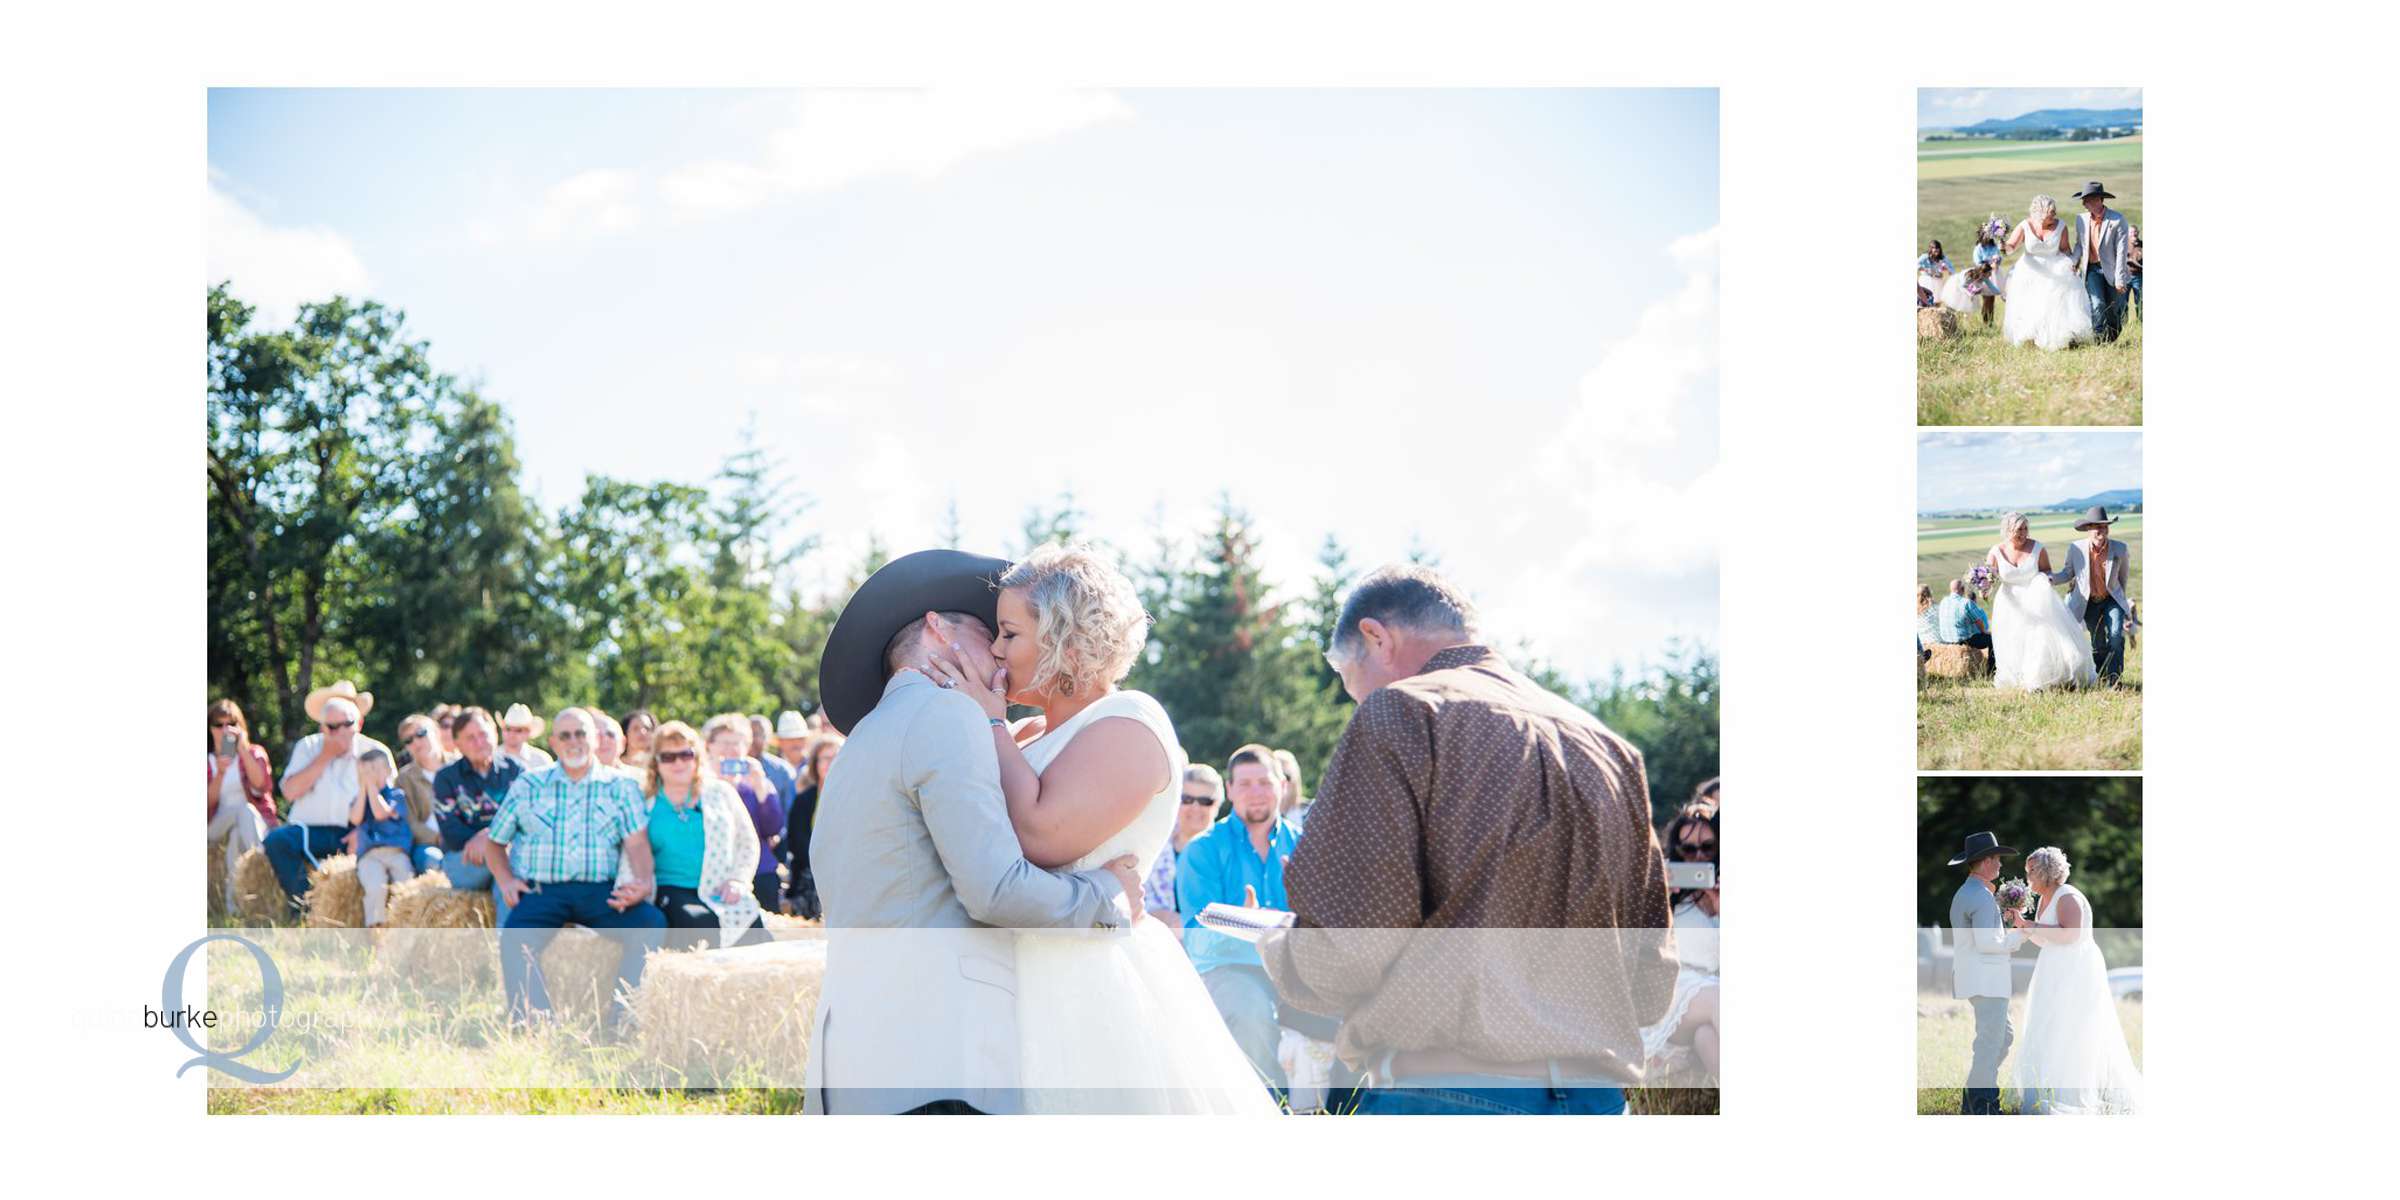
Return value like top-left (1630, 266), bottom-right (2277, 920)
top-left (2012, 846), bottom-right (2142, 1114)
top-left (919, 544), bottom-right (1279, 1115)
top-left (2001, 194), bottom-right (2095, 351)
top-left (1984, 512), bottom-right (2097, 691)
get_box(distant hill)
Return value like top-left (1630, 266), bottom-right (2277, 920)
top-left (1919, 488), bottom-right (2141, 520)
top-left (2057, 488), bottom-right (2142, 512)
top-left (1941, 107), bottom-right (2143, 136)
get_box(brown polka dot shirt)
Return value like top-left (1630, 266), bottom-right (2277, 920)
top-left (1258, 644), bottom-right (1678, 1083)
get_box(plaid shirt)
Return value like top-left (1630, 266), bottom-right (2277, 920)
top-left (486, 762), bottom-right (648, 884)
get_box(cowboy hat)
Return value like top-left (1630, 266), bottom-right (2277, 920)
top-left (1947, 831), bottom-right (2020, 867)
top-left (818, 549), bottom-right (1010, 735)
top-left (499, 703), bottom-right (546, 738)
top-left (2072, 180), bottom-right (2116, 201)
top-left (303, 680), bottom-right (375, 723)
top-left (2074, 506), bottom-right (2118, 531)
top-left (775, 710), bottom-right (809, 740)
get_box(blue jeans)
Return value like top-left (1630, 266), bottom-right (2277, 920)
top-left (497, 880), bottom-right (666, 1023)
top-left (437, 854), bottom-right (515, 928)
top-left (2084, 266), bottom-right (2128, 343)
top-left (411, 844), bottom-right (444, 874)
top-left (2083, 599), bottom-right (2127, 684)
top-left (1352, 1075), bottom-right (1627, 1116)
top-left (1201, 965), bottom-right (1288, 1090)
top-left (261, 824), bottom-right (350, 902)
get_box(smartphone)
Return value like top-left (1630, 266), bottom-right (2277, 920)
top-left (219, 732), bottom-right (238, 756)
top-left (1666, 861), bottom-right (1716, 890)
top-left (718, 760), bottom-right (744, 778)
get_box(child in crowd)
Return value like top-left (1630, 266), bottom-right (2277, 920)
top-left (350, 747), bottom-right (417, 927)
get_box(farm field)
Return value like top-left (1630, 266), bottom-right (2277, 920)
top-left (1916, 991), bottom-right (2143, 1115)
top-left (1916, 512), bottom-right (2142, 770)
top-left (1917, 137), bottom-right (2141, 426)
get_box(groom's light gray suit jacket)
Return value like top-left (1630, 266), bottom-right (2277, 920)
top-left (2077, 207), bottom-right (2134, 290)
top-left (2045, 537), bottom-right (2132, 622)
top-left (1949, 879), bottom-right (2025, 1001)
top-left (803, 671), bottom-right (1126, 1115)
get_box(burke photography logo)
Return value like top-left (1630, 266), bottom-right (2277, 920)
top-left (157, 932), bottom-right (296, 1083)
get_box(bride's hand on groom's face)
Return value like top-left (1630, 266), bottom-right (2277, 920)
top-left (918, 642), bottom-right (1009, 719)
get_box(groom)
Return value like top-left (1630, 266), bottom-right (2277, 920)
top-left (802, 549), bottom-right (1143, 1116)
top-left (2074, 180), bottom-right (2134, 343)
top-left (2047, 507), bottom-right (2134, 686)
top-left (1948, 832), bottom-right (2026, 1116)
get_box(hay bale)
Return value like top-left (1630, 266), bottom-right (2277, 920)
top-left (631, 937), bottom-right (826, 1081)
top-left (1924, 642), bottom-right (1989, 678)
top-left (206, 840), bottom-right (229, 918)
top-left (230, 847), bottom-right (285, 926)
top-left (302, 853), bottom-right (364, 928)
top-left (1917, 307), bottom-right (1959, 340)
top-left (535, 925), bottom-right (633, 1020)
top-left (378, 871), bottom-right (498, 991)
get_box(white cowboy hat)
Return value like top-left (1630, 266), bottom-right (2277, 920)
top-left (775, 710), bottom-right (809, 739)
top-left (303, 680), bottom-right (375, 723)
top-left (500, 703), bottom-right (546, 738)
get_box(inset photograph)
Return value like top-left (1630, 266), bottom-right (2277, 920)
top-left (1917, 776), bottom-right (2142, 1116)
top-left (1916, 88), bottom-right (2142, 426)
top-left (1917, 430), bottom-right (2142, 770)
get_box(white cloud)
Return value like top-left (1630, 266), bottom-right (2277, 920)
top-left (206, 178), bottom-right (372, 328)
top-left (659, 90), bottom-right (1134, 221)
top-left (530, 169), bottom-right (643, 241)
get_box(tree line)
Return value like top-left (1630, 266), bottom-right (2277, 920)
top-left (208, 286), bottom-right (1719, 823)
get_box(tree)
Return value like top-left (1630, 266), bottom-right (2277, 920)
top-left (1580, 642), bottom-right (1721, 826)
top-left (1016, 490), bottom-right (1086, 555)
top-left (1917, 777), bottom-right (2143, 957)
top-left (711, 413), bottom-right (814, 591)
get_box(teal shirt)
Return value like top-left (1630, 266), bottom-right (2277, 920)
top-left (1176, 816), bottom-right (1302, 973)
top-left (647, 794), bottom-right (707, 890)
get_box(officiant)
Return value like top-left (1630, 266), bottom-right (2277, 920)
top-left (1256, 565), bottom-right (1677, 1116)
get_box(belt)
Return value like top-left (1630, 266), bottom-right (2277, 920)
top-left (1376, 1049), bottom-right (1632, 1087)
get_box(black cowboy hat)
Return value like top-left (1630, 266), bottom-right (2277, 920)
top-left (818, 548), bottom-right (1010, 735)
top-left (1947, 831), bottom-right (2019, 867)
top-left (2072, 180), bottom-right (2116, 201)
top-left (2074, 506), bottom-right (2118, 531)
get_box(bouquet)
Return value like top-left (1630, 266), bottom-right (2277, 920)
top-left (1981, 214), bottom-right (2010, 244)
top-left (1968, 564), bottom-right (1996, 596)
top-left (1995, 878), bottom-right (2032, 920)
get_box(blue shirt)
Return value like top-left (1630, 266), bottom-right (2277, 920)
top-left (1936, 594), bottom-right (1989, 643)
top-left (1974, 241), bottom-right (2003, 267)
top-left (1176, 817), bottom-right (1302, 974)
top-left (646, 794), bottom-right (707, 890)
top-left (758, 752), bottom-right (799, 811)
top-left (357, 786), bottom-right (414, 853)
top-left (430, 755), bottom-right (525, 851)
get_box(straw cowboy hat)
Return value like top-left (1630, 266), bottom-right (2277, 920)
top-left (500, 703), bottom-right (546, 738)
top-left (2073, 506), bottom-right (2119, 531)
top-left (818, 548), bottom-right (1010, 735)
top-left (1947, 831), bottom-right (2020, 867)
top-left (775, 710), bottom-right (809, 740)
top-left (303, 680), bottom-right (375, 723)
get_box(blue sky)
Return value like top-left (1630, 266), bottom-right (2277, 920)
top-left (1918, 431), bottom-right (2143, 512)
top-left (1918, 87), bottom-right (2143, 130)
top-left (209, 88), bottom-right (1719, 680)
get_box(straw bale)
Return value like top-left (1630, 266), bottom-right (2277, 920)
top-left (630, 937), bottom-right (827, 1080)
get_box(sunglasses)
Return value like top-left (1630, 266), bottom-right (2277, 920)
top-left (505, 727), bottom-right (534, 736)
top-left (654, 749), bottom-right (698, 764)
top-left (210, 720), bottom-right (238, 729)
top-left (1181, 794), bottom-right (1219, 807)
top-left (322, 720), bottom-right (354, 733)
top-left (404, 729), bottom-right (430, 742)
top-left (1677, 839), bottom-right (1716, 857)
top-left (553, 729), bottom-right (588, 742)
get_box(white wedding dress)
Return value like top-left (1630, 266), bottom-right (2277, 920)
top-left (2013, 884), bottom-right (2143, 1114)
top-left (1990, 542), bottom-right (2097, 692)
top-left (1013, 689), bottom-right (1281, 1114)
top-left (2002, 219), bottom-right (2095, 351)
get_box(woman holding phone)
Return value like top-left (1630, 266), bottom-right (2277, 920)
top-left (206, 699), bottom-right (280, 906)
top-left (702, 712), bottom-right (784, 911)
top-left (1641, 801), bottom-right (1720, 1080)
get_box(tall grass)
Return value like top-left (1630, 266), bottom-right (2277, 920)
top-left (1917, 641), bottom-right (2142, 770)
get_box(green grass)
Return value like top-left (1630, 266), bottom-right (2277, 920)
top-left (1917, 137), bottom-right (2141, 425)
top-left (1916, 513), bottom-right (2142, 770)
top-left (1916, 991), bottom-right (2142, 1115)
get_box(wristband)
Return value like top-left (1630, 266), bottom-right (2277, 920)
top-left (989, 717), bottom-right (1007, 729)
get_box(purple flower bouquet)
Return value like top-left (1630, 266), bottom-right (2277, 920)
top-left (1968, 564), bottom-right (1996, 595)
top-left (1996, 878), bottom-right (2032, 918)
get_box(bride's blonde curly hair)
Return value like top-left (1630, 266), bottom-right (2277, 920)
top-left (2027, 846), bottom-right (2072, 886)
top-left (996, 544), bottom-right (1151, 698)
top-left (2029, 194), bottom-right (2058, 223)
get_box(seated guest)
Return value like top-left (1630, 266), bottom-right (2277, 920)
top-left (1641, 803), bottom-right (1720, 1080)
top-left (781, 729), bottom-right (843, 919)
top-left (642, 720), bottom-right (768, 950)
top-left (498, 702), bottom-right (555, 771)
top-left (1934, 579), bottom-right (1993, 657)
top-left (592, 710), bottom-right (627, 773)
top-left (427, 703), bottom-right (462, 757)
top-left (1273, 748), bottom-right (1313, 831)
top-left (485, 707), bottom-right (666, 1027)
top-left (704, 712), bottom-right (785, 912)
top-left (207, 699), bottom-right (279, 906)
top-left (618, 709), bottom-right (657, 770)
top-left (392, 712), bottom-right (453, 873)
top-left (773, 710), bottom-right (811, 770)
top-left (749, 712), bottom-right (800, 816)
top-left (430, 706), bottom-right (525, 926)
top-left (266, 682), bottom-right (389, 910)
top-left (1144, 763), bottom-right (1221, 927)
top-left (1177, 743), bottom-right (1302, 1091)
top-left (1916, 585), bottom-right (1939, 662)
top-left (349, 747), bottom-right (418, 929)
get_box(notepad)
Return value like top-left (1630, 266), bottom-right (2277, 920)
top-left (1195, 902), bottom-right (1296, 942)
